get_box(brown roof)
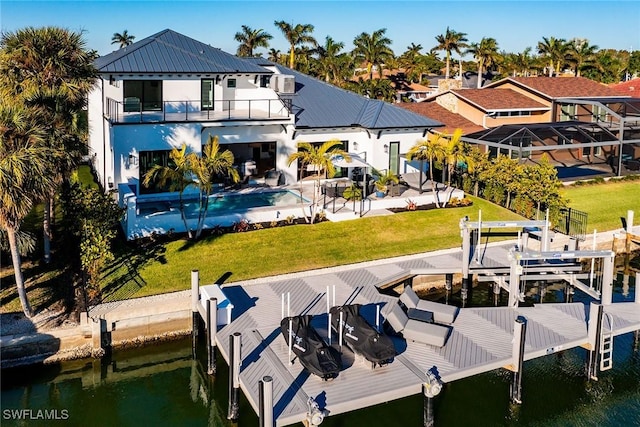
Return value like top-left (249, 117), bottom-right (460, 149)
top-left (452, 88), bottom-right (548, 111)
top-left (399, 102), bottom-right (485, 135)
top-left (490, 76), bottom-right (625, 99)
top-left (609, 78), bottom-right (640, 98)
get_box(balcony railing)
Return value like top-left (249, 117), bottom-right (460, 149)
top-left (105, 98), bottom-right (291, 124)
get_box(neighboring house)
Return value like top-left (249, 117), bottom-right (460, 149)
top-left (403, 76), bottom-right (640, 168)
top-left (87, 29), bottom-right (443, 238)
top-left (610, 78), bottom-right (640, 98)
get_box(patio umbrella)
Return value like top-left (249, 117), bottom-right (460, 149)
top-left (331, 153), bottom-right (372, 215)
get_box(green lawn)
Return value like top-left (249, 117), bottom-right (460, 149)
top-left (100, 196), bottom-right (523, 298)
top-left (560, 180), bottom-right (640, 232)
top-left (3, 178), bottom-right (639, 313)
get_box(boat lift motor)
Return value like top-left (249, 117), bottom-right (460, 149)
top-left (306, 396), bottom-right (325, 426)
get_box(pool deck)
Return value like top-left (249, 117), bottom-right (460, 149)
top-left (213, 241), bottom-right (640, 426)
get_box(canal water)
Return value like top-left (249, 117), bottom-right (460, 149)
top-left (2, 272), bottom-right (638, 427)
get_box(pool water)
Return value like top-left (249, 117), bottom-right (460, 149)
top-left (137, 190), bottom-right (304, 217)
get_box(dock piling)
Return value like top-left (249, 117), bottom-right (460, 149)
top-left (191, 270), bottom-right (200, 355)
top-left (259, 376), bottom-right (273, 427)
top-left (422, 368), bottom-right (442, 427)
top-left (228, 332), bottom-right (242, 421)
top-left (586, 303), bottom-right (604, 380)
top-left (510, 316), bottom-right (527, 404)
top-left (207, 298), bottom-right (217, 375)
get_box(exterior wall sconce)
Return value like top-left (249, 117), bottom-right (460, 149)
top-left (128, 154), bottom-right (138, 166)
top-left (353, 142), bottom-right (358, 151)
top-left (384, 144), bottom-right (389, 154)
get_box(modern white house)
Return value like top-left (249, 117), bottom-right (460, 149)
top-left (88, 29), bottom-right (444, 239)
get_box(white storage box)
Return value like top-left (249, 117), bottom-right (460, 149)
top-left (200, 284), bottom-right (234, 326)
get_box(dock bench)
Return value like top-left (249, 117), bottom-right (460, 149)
top-left (400, 286), bottom-right (459, 324)
top-left (386, 303), bottom-right (450, 347)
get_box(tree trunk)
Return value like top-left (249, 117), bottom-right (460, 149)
top-left (429, 158), bottom-right (440, 208)
top-left (477, 61), bottom-right (483, 88)
top-left (7, 226), bottom-right (33, 317)
top-left (43, 196), bottom-right (52, 263)
top-left (445, 53), bottom-right (451, 80)
top-left (289, 46), bottom-right (295, 69)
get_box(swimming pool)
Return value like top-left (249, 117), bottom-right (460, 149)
top-left (137, 189), bottom-right (306, 217)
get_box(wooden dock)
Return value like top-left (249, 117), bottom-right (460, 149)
top-left (209, 243), bottom-right (640, 426)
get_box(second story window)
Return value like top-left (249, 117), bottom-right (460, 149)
top-left (227, 78), bottom-right (236, 88)
top-left (260, 75), bottom-right (271, 88)
top-left (124, 80), bottom-right (162, 112)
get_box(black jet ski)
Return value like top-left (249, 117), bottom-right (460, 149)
top-left (280, 315), bottom-right (342, 380)
top-left (330, 304), bottom-right (396, 367)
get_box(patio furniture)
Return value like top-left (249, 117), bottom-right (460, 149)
top-left (399, 285), bottom-right (459, 324)
top-left (407, 308), bottom-right (434, 323)
top-left (401, 172), bottom-right (440, 193)
top-left (264, 169), bottom-right (282, 187)
top-left (385, 303), bottom-right (450, 347)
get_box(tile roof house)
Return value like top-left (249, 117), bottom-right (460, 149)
top-left (609, 78), bottom-right (640, 98)
top-left (88, 29), bottom-right (443, 239)
top-left (401, 76), bottom-right (639, 170)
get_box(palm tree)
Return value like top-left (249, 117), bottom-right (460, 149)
top-left (287, 140), bottom-right (350, 223)
top-left (398, 43), bottom-right (423, 82)
top-left (406, 134), bottom-right (445, 204)
top-left (514, 47), bottom-right (535, 77)
top-left (434, 27), bottom-right (469, 79)
top-left (111, 30), bottom-right (135, 48)
top-left (352, 29), bottom-right (394, 80)
top-left (143, 144), bottom-right (196, 239)
top-left (274, 21), bottom-right (316, 69)
top-left (441, 129), bottom-right (466, 188)
top-left (567, 38), bottom-right (598, 77)
top-left (267, 48), bottom-right (282, 64)
top-left (234, 25), bottom-right (272, 57)
top-left (0, 27), bottom-right (98, 264)
top-left (189, 136), bottom-right (240, 238)
top-left (467, 38), bottom-right (500, 88)
top-left (314, 36), bottom-right (345, 83)
top-left (537, 36), bottom-right (569, 76)
top-left (0, 102), bottom-right (57, 317)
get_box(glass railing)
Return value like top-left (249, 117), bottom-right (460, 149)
top-left (105, 98), bottom-right (291, 123)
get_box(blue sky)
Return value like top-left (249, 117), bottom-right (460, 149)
top-left (2, 1), bottom-right (639, 59)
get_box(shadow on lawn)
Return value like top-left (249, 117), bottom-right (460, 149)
top-left (98, 237), bottom-right (167, 304)
top-left (1, 260), bottom-right (74, 314)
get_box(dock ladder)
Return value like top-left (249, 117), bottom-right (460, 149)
top-left (600, 312), bottom-right (614, 371)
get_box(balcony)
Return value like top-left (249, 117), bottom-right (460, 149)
top-left (105, 97), bottom-right (291, 124)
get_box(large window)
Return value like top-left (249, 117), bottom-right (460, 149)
top-left (560, 104), bottom-right (576, 121)
top-left (123, 80), bottom-right (162, 112)
top-left (592, 105), bottom-right (607, 123)
top-left (201, 79), bottom-right (214, 110)
top-left (139, 150), bottom-right (173, 194)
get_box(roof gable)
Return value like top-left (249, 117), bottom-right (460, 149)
top-left (94, 29), bottom-right (269, 74)
top-left (452, 88), bottom-right (548, 111)
top-left (487, 76), bottom-right (625, 99)
top-left (399, 102), bottom-right (484, 135)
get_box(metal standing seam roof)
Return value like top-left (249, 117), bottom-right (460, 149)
top-left (94, 29), bottom-right (270, 74)
top-left (246, 59), bottom-right (444, 130)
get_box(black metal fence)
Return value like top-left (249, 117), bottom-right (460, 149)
top-left (554, 207), bottom-right (588, 241)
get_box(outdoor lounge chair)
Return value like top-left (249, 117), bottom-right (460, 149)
top-left (399, 285), bottom-right (459, 324)
top-left (385, 303), bottom-right (451, 347)
top-left (264, 169), bottom-right (282, 187)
